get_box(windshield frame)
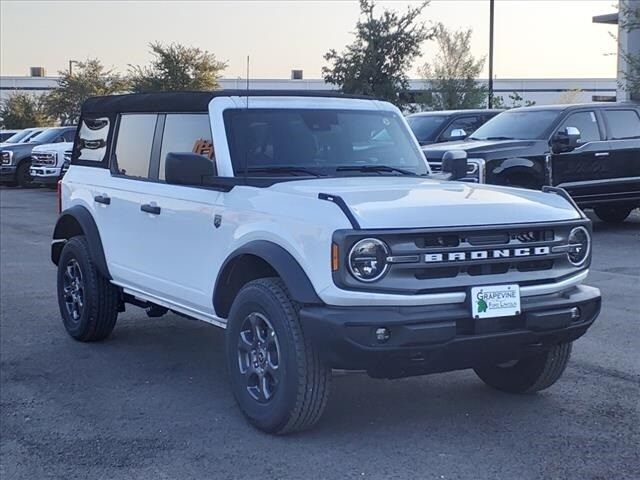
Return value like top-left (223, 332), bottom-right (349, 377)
top-left (223, 108), bottom-right (429, 179)
top-left (469, 109), bottom-right (562, 141)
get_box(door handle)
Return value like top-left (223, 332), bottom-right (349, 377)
top-left (94, 195), bottom-right (111, 205)
top-left (594, 152), bottom-right (609, 157)
top-left (140, 203), bottom-right (161, 215)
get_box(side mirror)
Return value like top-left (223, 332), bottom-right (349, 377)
top-left (552, 126), bottom-right (581, 153)
top-left (442, 150), bottom-right (468, 180)
top-left (450, 128), bottom-right (467, 140)
top-left (165, 152), bottom-right (217, 186)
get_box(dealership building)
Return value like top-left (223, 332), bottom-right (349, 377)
top-left (0, 74), bottom-right (618, 106)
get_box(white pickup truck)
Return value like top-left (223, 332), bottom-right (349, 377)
top-left (30, 141), bottom-right (73, 186)
top-left (52, 91), bottom-right (601, 434)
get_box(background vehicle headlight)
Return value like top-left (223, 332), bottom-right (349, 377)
top-left (1, 151), bottom-right (13, 165)
top-left (348, 238), bottom-right (390, 282)
top-left (567, 226), bottom-right (590, 266)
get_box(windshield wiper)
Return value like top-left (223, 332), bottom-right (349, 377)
top-left (481, 136), bottom-right (515, 140)
top-left (245, 166), bottom-right (324, 177)
top-left (336, 165), bottom-right (419, 176)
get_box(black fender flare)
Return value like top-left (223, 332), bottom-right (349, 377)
top-left (51, 205), bottom-right (111, 279)
top-left (213, 240), bottom-right (322, 316)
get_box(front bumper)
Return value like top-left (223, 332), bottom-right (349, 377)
top-left (300, 284), bottom-right (601, 378)
top-left (0, 165), bottom-right (17, 182)
top-left (30, 166), bottom-right (61, 184)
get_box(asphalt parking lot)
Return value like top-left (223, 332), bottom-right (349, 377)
top-left (1, 187), bottom-right (638, 480)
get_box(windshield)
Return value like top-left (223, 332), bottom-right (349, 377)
top-left (406, 115), bottom-right (449, 143)
top-left (29, 128), bottom-right (63, 144)
top-left (225, 109), bottom-right (428, 177)
top-left (3, 129), bottom-right (37, 144)
top-left (470, 110), bottom-right (561, 140)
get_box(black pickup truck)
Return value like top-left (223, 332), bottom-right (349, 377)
top-left (422, 103), bottom-right (640, 223)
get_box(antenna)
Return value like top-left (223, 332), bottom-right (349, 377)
top-left (246, 55), bottom-right (250, 108)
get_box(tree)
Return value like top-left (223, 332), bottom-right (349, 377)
top-left (618, 1), bottom-right (640, 99)
top-left (0, 92), bottom-right (53, 129)
top-left (322, 0), bottom-right (432, 108)
top-left (46, 59), bottom-right (128, 125)
top-left (492, 91), bottom-right (536, 109)
top-left (129, 42), bottom-right (227, 93)
top-left (419, 23), bottom-right (486, 110)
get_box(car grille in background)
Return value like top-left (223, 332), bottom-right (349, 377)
top-left (31, 152), bottom-right (56, 166)
top-left (428, 161), bottom-right (442, 173)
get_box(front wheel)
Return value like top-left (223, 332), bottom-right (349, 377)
top-left (474, 342), bottom-right (572, 393)
top-left (16, 161), bottom-right (32, 188)
top-left (594, 206), bottom-right (633, 224)
top-left (226, 278), bottom-right (331, 434)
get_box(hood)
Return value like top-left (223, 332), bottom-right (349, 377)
top-left (268, 177), bottom-right (580, 229)
top-left (0, 142), bottom-right (37, 154)
top-left (32, 142), bottom-right (73, 154)
top-left (421, 138), bottom-right (546, 161)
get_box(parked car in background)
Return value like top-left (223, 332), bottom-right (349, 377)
top-left (0, 130), bottom-right (20, 142)
top-left (421, 103), bottom-right (640, 223)
top-left (30, 141), bottom-right (73, 187)
top-left (0, 126), bottom-right (76, 187)
top-left (406, 109), bottom-right (502, 146)
top-left (0, 127), bottom-right (45, 146)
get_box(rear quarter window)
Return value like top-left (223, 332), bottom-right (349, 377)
top-left (604, 109), bottom-right (640, 140)
top-left (77, 117), bottom-right (111, 162)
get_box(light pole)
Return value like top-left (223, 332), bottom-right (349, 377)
top-left (488, 0), bottom-right (495, 108)
top-left (69, 60), bottom-right (79, 76)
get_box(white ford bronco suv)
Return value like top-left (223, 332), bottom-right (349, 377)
top-left (53, 91), bottom-right (601, 434)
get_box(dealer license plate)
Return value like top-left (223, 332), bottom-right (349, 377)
top-left (471, 284), bottom-right (521, 319)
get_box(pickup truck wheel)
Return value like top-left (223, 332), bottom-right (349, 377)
top-left (226, 278), bottom-right (331, 434)
top-left (16, 161), bottom-right (32, 188)
top-left (56, 236), bottom-right (119, 341)
top-left (473, 342), bottom-right (572, 393)
top-left (593, 206), bottom-right (633, 224)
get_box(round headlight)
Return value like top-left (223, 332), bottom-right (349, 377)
top-left (567, 226), bottom-right (590, 266)
top-left (348, 238), bottom-right (390, 282)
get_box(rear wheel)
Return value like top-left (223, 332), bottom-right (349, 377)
top-left (57, 236), bottom-right (119, 341)
top-left (226, 278), bottom-right (331, 434)
top-left (474, 342), bottom-right (572, 393)
top-left (594, 205), bottom-right (633, 224)
top-left (16, 161), bottom-right (32, 188)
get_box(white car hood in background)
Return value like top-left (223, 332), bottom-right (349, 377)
top-left (268, 177), bottom-right (581, 229)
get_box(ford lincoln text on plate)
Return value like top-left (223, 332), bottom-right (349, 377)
top-left (52, 92), bottom-right (601, 434)
top-left (421, 103), bottom-right (640, 223)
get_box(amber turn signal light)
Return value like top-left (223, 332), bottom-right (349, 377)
top-left (331, 243), bottom-right (339, 271)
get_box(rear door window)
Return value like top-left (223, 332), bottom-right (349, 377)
top-left (114, 114), bottom-right (158, 178)
top-left (604, 109), bottom-right (640, 140)
top-left (159, 114), bottom-right (213, 180)
top-left (557, 111), bottom-right (602, 144)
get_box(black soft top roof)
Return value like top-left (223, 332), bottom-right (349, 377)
top-left (81, 90), bottom-right (375, 115)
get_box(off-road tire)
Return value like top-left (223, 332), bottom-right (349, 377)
top-left (226, 277), bottom-right (331, 434)
top-left (594, 206), bottom-right (633, 224)
top-left (474, 342), bottom-right (572, 394)
top-left (16, 161), bottom-right (32, 188)
top-left (57, 236), bottom-right (119, 341)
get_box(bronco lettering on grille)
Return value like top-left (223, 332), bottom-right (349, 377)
top-left (424, 246), bottom-right (550, 263)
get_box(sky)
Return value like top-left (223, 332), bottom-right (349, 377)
top-left (0, 0), bottom-right (618, 80)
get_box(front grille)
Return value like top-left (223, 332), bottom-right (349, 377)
top-left (31, 152), bottom-right (56, 166)
top-left (333, 221), bottom-right (589, 294)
